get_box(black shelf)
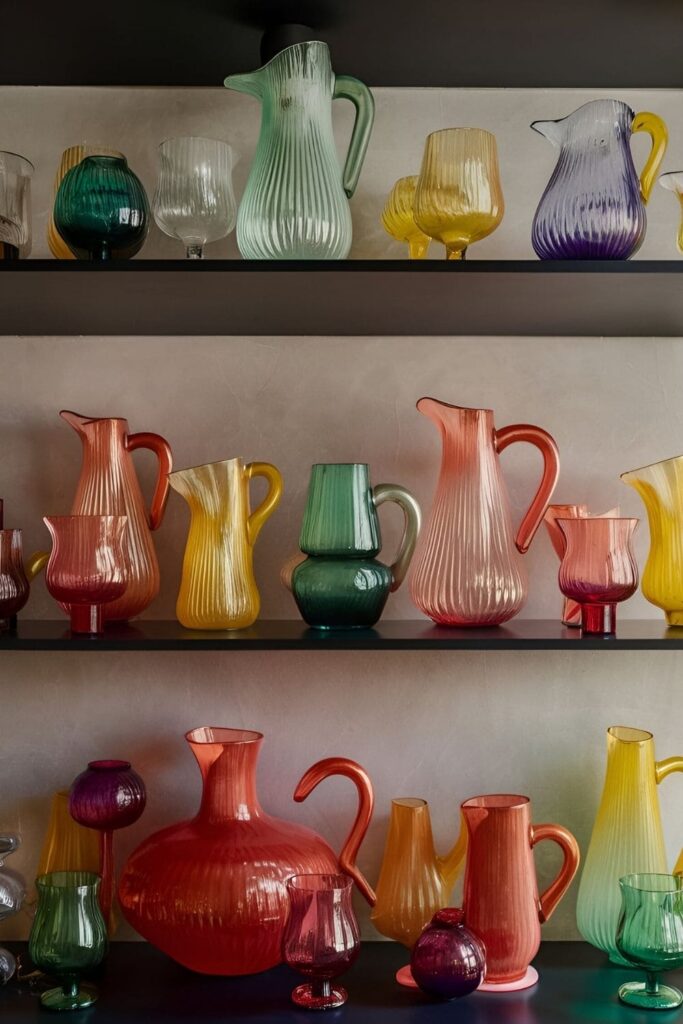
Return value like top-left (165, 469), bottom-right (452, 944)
top-left (1, 619), bottom-right (681, 651)
top-left (3, 260), bottom-right (683, 336)
top-left (2, 0), bottom-right (683, 88)
top-left (0, 940), bottom-right (673, 1022)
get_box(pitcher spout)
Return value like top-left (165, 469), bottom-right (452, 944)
top-left (530, 119), bottom-right (565, 147)
top-left (223, 71), bottom-right (263, 100)
top-left (59, 409), bottom-right (93, 435)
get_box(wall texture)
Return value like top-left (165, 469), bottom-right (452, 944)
top-left (1, 85), bottom-right (683, 944)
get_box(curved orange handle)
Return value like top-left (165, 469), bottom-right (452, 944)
top-left (294, 757), bottom-right (376, 906)
top-left (126, 432), bottom-right (173, 531)
top-left (531, 822), bottom-right (580, 923)
top-left (495, 424), bottom-right (560, 554)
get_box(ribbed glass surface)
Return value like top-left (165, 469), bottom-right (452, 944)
top-left (410, 403), bottom-right (526, 625)
top-left (372, 798), bottom-right (466, 948)
top-left (576, 728), bottom-right (676, 963)
top-left (62, 411), bottom-right (172, 621)
top-left (622, 456), bottom-right (683, 625)
top-left (169, 458), bottom-right (282, 630)
top-left (414, 129), bottom-right (504, 259)
top-left (557, 517), bottom-right (638, 604)
top-left (37, 791), bottom-right (101, 877)
top-left (531, 100), bottom-right (666, 260)
top-left (43, 516), bottom-right (128, 629)
top-left (616, 874), bottom-right (683, 1009)
top-left (230, 42), bottom-right (355, 260)
top-left (0, 151), bottom-right (33, 258)
top-left (381, 176), bottom-right (430, 259)
top-left (300, 464), bottom-right (379, 555)
top-left (0, 530), bottom-right (29, 623)
top-left (48, 145), bottom-right (124, 259)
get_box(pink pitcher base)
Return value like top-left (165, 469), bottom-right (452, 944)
top-left (478, 966), bottom-right (539, 992)
top-left (396, 965), bottom-right (418, 988)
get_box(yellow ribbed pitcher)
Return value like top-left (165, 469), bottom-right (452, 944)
top-left (170, 458), bottom-right (283, 630)
top-left (576, 726), bottom-right (683, 964)
top-left (622, 456), bottom-right (683, 625)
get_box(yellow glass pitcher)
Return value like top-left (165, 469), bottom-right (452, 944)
top-left (622, 456), bottom-right (683, 625)
top-left (169, 458), bottom-right (283, 630)
top-left (371, 798), bottom-right (467, 984)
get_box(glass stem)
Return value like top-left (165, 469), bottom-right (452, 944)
top-left (446, 247), bottom-right (466, 260)
top-left (408, 239), bottom-right (429, 260)
top-left (646, 972), bottom-right (660, 995)
top-left (62, 976), bottom-right (79, 998)
top-left (186, 245), bottom-right (203, 259)
top-left (313, 979), bottom-right (332, 999)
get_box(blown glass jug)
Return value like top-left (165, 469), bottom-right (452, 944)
top-left (461, 795), bottom-right (579, 990)
top-left (169, 458), bottom-right (283, 630)
top-left (371, 797), bottom-right (467, 986)
top-left (531, 99), bottom-right (667, 259)
top-left (621, 456), bottom-right (683, 625)
top-left (60, 410), bottom-right (172, 620)
top-left (576, 726), bottom-right (683, 964)
top-left (410, 400), bottom-right (560, 626)
top-left (225, 41), bottom-right (374, 260)
top-left (118, 727), bottom-right (375, 975)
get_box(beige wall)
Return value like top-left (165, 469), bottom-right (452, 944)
top-left (1, 85), bottom-right (683, 943)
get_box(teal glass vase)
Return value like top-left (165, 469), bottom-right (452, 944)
top-left (54, 155), bottom-right (149, 261)
top-left (225, 41), bottom-right (374, 260)
top-left (616, 873), bottom-right (683, 1010)
top-left (29, 871), bottom-right (108, 1011)
top-left (285, 463), bottom-right (420, 629)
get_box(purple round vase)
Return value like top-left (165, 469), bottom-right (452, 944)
top-left (410, 908), bottom-right (485, 1000)
top-left (69, 760), bottom-right (146, 830)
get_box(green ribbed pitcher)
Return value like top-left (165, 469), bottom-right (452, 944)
top-left (224, 41), bottom-right (374, 259)
top-left (284, 464), bottom-right (421, 629)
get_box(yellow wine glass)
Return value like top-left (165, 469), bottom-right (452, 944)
top-left (414, 128), bottom-right (504, 260)
top-left (381, 176), bottom-right (431, 259)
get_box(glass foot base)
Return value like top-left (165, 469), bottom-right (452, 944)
top-left (396, 964), bottom-right (418, 988)
top-left (478, 966), bottom-right (539, 992)
top-left (292, 983), bottom-right (347, 1010)
top-left (41, 984), bottom-right (98, 1011)
top-left (619, 981), bottom-right (683, 1010)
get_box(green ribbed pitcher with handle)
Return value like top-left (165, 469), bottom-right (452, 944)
top-left (283, 463), bottom-right (421, 629)
top-left (224, 41), bottom-right (374, 259)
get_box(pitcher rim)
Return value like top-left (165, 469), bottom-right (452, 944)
top-left (60, 409), bottom-right (129, 425)
top-left (608, 725), bottom-right (653, 744)
top-left (555, 516), bottom-right (638, 524)
top-left (462, 794), bottom-right (529, 810)
top-left (311, 462), bottom-right (369, 469)
top-left (185, 726), bottom-right (263, 745)
top-left (621, 454), bottom-right (683, 478)
top-left (169, 457), bottom-right (245, 477)
top-left (158, 135), bottom-right (235, 152)
top-left (229, 38), bottom-right (330, 77)
top-left (425, 127), bottom-right (496, 143)
top-left (416, 396), bottom-right (493, 414)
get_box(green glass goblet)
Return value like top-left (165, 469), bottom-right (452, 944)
top-left (616, 873), bottom-right (683, 1010)
top-left (29, 871), bottom-right (107, 1011)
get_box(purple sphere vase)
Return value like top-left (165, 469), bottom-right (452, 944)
top-left (69, 760), bottom-right (146, 933)
top-left (410, 909), bottom-right (486, 1000)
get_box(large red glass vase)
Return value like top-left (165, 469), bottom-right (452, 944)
top-left (118, 728), bottom-right (375, 975)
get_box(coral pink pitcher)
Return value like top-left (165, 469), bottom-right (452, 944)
top-left (461, 795), bottom-right (579, 989)
top-left (410, 400), bottom-right (559, 625)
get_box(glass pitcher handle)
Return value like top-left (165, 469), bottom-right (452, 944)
top-left (332, 75), bottom-right (375, 198)
top-left (655, 757), bottom-right (683, 874)
top-left (126, 432), bottom-right (173, 531)
top-left (530, 823), bottom-right (580, 923)
top-left (372, 484), bottom-right (421, 591)
top-left (294, 756), bottom-right (376, 906)
top-left (632, 112), bottom-right (668, 203)
top-left (246, 462), bottom-right (283, 547)
top-left (495, 424), bottom-right (560, 554)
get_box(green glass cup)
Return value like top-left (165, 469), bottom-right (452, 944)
top-left (616, 873), bottom-right (683, 1010)
top-left (29, 871), bottom-right (108, 1011)
top-left (286, 464), bottom-right (421, 629)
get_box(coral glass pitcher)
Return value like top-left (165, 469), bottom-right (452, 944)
top-left (169, 458), bottom-right (282, 629)
top-left (119, 728), bottom-right (374, 976)
top-left (411, 400), bottom-right (559, 625)
top-left (61, 410), bottom-right (172, 620)
top-left (461, 795), bottom-right (579, 990)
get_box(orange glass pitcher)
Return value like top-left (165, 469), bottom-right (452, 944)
top-left (60, 410), bottom-right (172, 620)
top-left (410, 400), bottom-right (559, 626)
top-left (118, 727), bottom-right (375, 975)
top-left (461, 794), bottom-right (579, 991)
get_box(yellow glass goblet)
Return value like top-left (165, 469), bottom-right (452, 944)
top-left (414, 128), bottom-right (504, 260)
top-left (381, 176), bottom-right (431, 259)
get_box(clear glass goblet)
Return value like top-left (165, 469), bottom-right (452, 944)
top-left (616, 873), bottom-right (683, 1010)
top-left (153, 136), bottom-right (237, 258)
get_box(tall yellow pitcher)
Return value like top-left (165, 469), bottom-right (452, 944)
top-left (170, 458), bottom-right (283, 630)
top-left (622, 456), bottom-right (683, 625)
